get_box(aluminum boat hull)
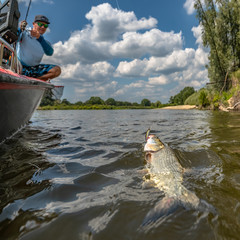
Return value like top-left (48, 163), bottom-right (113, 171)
top-left (0, 68), bottom-right (53, 143)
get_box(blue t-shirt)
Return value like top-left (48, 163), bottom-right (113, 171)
top-left (16, 29), bottom-right (54, 67)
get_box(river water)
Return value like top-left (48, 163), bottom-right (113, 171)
top-left (0, 109), bottom-right (240, 240)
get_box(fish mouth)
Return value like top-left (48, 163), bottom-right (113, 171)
top-left (144, 130), bottom-right (164, 152)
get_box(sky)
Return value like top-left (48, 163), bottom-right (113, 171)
top-left (18, 0), bottom-right (208, 103)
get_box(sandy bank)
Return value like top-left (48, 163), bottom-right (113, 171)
top-left (161, 105), bottom-right (198, 110)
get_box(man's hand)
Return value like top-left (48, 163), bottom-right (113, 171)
top-left (30, 29), bottom-right (41, 39)
top-left (20, 20), bottom-right (27, 31)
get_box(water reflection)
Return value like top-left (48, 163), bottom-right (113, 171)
top-left (0, 126), bottom-right (61, 239)
top-left (0, 110), bottom-right (240, 240)
top-left (207, 111), bottom-right (240, 239)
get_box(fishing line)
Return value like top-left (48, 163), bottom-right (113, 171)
top-left (115, 0), bottom-right (120, 10)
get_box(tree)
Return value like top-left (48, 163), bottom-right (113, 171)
top-left (154, 101), bottom-right (162, 108)
top-left (40, 89), bottom-right (55, 106)
top-left (61, 98), bottom-right (71, 105)
top-left (194, 0), bottom-right (240, 91)
top-left (105, 98), bottom-right (116, 106)
top-left (141, 99), bottom-right (151, 106)
top-left (169, 87), bottom-right (195, 105)
top-left (85, 96), bottom-right (104, 105)
top-left (75, 101), bottom-right (83, 105)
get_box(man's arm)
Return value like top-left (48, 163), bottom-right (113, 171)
top-left (37, 36), bottom-right (54, 56)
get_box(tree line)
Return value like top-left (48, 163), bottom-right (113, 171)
top-left (40, 95), bottom-right (163, 108)
top-left (41, 86), bottom-right (196, 108)
top-left (194, 0), bottom-right (240, 91)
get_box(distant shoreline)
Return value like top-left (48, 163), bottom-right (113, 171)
top-left (160, 105), bottom-right (198, 110)
top-left (38, 105), bottom-right (198, 110)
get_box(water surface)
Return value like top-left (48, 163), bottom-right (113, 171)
top-left (0, 109), bottom-right (240, 240)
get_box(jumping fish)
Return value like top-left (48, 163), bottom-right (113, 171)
top-left (142, 129), bottom-right (215, 224)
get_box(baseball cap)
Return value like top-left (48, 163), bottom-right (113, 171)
top-left (34, 15), bottom-right (50, 24)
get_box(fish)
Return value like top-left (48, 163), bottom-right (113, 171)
top-left (142, 130), bottom-right (215, 225)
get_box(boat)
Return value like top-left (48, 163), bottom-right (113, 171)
top-left (0, 0), bottom-right (60, 143)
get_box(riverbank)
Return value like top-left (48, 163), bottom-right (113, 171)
top-left (38, 104), bottom-right (199, 110)
top-left (161, 105), bottom-right (198, 110)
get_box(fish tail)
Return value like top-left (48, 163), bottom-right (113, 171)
top-left (179, 186), bottom-right (217, 214)
top-left (142, 196), bottom-right (179, 226)
top-left (142, 188), bottom-right (216, 226)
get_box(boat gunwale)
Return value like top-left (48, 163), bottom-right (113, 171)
top-left (0, 67), bottom-right (54, 89)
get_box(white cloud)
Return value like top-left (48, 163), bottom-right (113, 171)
top-left (116, 48), bottom-right (196, 77)
top-left (43, 3), bottom-right (210, 103)
top-left (110, 29), bottom-right (182, 58)
top-left (61, 61), bottom-right (114, 82)
top-left (184, 0), bottom-right (195, 15)
top-left (192, 25), bottom-right (203, 46)
top-left (149, 75), bottom-right (168, 85)
top-left (86, 3), bottom-right (157, 41)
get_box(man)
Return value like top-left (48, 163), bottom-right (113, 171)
top-left (17, 15), bottom-right (61, 81)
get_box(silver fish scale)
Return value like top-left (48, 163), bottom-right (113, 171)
top-left (150, 146), bottom-right (183, 179)
top-left (146, 145), bottom-right (200, 206)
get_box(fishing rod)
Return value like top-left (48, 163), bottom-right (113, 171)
top-left (20, 0), bottom-right (31, 32)
top-left (25, 0), bottom-right (32, 21)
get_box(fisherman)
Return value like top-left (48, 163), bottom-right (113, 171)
top-left (16, 15), bottom-right (61, 81)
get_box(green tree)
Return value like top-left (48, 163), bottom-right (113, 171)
top-left (85, 96), bottom-right (104, 105)
top-left (105, 98), bottom-right (116, 106)
top-left (169, 87), bottom-right (195, 105)
top-left (154, 101), bottom-right (162, 108)
top-left (194, 0), bottom-right (240, 91)
top-left (61, 98), bottom-right (71, 105)
top-left (75, 101), bottom-right (83, 105)
top-left (141, 99), bottom-right (151, 106)
top-left (40, 89), bottom-right (55, 106)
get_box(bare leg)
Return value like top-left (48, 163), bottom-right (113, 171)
top-left (38, 66), bottom-right (61, 81)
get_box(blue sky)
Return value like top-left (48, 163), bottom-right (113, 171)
top-left (18, 0), bottom-right (208, 103)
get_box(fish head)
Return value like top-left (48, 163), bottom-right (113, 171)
top-left (144, 134), bottom-right (164, 152)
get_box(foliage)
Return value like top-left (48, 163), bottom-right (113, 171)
top-left (184, 88), bottom-right (210, 107)
top-left (75, 101), bottom-right (83, 105)
top-left (194, 0), bottom-right (240, 91)
top-left (85, 96), bottom-right (104, 105)
top-left (61, 98), bottom-right (71, 105)
top-left (141, 99), bottom-right (151, 106)
top-left (152, 101), bottom-right (162, 108)
top-left (169, 87), bottom-right (195, 105)
top-left (105, 98), bottom-right (117, 106)
top-left (184, 92), bottom-right (200, 105)
top-left (39, 96), bottom-right (162, 110)
top-left (40, 89), bottom-right (55, 106)
top-left (199, 89), bottom-right (210, 107)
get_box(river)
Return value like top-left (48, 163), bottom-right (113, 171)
top-left (0, 109), bottom-right (240, 240)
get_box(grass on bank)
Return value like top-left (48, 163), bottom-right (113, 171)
top-left (185, 72), bottom-right (240, 109)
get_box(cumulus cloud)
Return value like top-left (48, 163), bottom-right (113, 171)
top-left (192, 25), bottom-right (203, 46)
top-left (43, 3), bottom-right (209, 103)
top-left (61, 61), bottom-right (114, 82)
top-left (149, 75), bottom-right (168, 85)
top-left (86, 3), bottom-right (157, 41)
top-left (184, 0), bottom-right (195, 15)
top-left (110, 29), bottom-right (182, 58)
top-left (116, 48), bottom-right (196, 77)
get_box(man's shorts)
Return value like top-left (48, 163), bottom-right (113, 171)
top-left (22, 64), bottom-right (56, 78)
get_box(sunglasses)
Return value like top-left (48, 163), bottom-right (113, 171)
top-left (36, 22), bottom-right (48, 28)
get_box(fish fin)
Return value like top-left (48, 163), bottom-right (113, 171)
top-left (142, 196), bottom-right (180, 226)
top-left (142, 193), bottom-right (217, 226)
top-left (179, 187), bottom-right (217, 215)
top-left (198, 199), bottom-right (217, 215)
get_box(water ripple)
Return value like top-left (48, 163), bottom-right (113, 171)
top-left (1, 110), bottom-right (240, 239)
